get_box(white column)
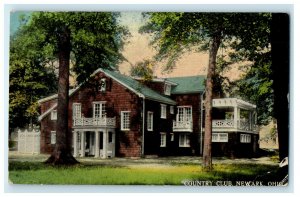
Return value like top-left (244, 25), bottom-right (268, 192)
top-left (80, 131), bottom-right (85, 157)
top-left (234, 106), bottom-right (238, 129)
top-left (95, 131), bottom-right (100, 158)
top-left (73, 130), bottom-right (78, 157)
top-left (249, 111), bottom-right (252, 131)
top-left (103, 130), bottom-right (107, 158)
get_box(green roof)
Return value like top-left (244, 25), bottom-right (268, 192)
top-left (167, 76), bottom-right (206, 94)
top-left (103, 69), bottom-right (177, 105)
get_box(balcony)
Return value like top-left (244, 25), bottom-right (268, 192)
top-left (173, 121), bottom-right (193, 132)
top-left (73, 117), bottom-right (116, 128)
top-left (212, 119), bottom-right (257, 133)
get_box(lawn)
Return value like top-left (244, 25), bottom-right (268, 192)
top-left (9, 161), bottom-right (281, 185)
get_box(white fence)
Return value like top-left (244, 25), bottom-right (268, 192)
top-left (17, 129), bottom-right (40, 154)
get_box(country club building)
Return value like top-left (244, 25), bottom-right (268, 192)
top-left (38, 68), bottom-right (259, 158)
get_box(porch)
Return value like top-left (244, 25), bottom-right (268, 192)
top-left (72, 116), bottom-right (116, 158)
top-left (212, 98), bottom-right (258, 133)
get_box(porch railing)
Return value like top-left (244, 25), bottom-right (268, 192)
top-left (212, 119), bottom-right (254, 131)
top-left (173, 121), bottom-right (193, 132)
top-left (73, 117), bottom-right (116, 128)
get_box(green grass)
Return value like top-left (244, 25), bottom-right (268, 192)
top-left (9, 161), bottom-right (279, 185)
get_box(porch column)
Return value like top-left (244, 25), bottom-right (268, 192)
top-left (103, 130), bottom-right (108, 158)
top-left (73, 130), bottom-right (78, 157)
top-left (95, 131), bottom-right (100, 158)
top-left (233, 106), bottom-right (240, 129)
top-left (249, 111), bottom-right (252, 131)
top-left (80, 131), bottom-right (85, 157)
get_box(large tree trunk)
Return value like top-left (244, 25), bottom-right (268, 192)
top-left (202, 33), bottom-right (221, 170)
top-left (45, 26), bottom-right (78, 165)
top-left (271, 14), bottom-right (289, 161)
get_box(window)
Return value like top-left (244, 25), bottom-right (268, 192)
top-left (160, 133), bottom-right (166, 147)
top-left (164, 83), bottom-right (171, 95)
top-left (170, 106), bottom-right (174, 114)
top-left (170, 133), bottom-right (174, 141)
top-left (99, 78), bottom-right (106, 92)
top-left (121, 111), bottom-right (130, 131)
top-left (161, 104), bottom-right (167, 119)
top-left (51, 110), bottom-right (57, 120)
top-left (51, 131), bottom-right (56, 144)
top-left (177, 106), bottom-right (192, 122)
top-left (212, 133), bottom-right (228, 142)
top-left (179, 134), bottom-right (190, 147)
top-left (240, 134), bottom-right (251, 143)
top-left (93, 102), bottom-right (106, 118)
top-left (73, 103), bottom-right (82, 119)
top-left (147, 111), bottom-right (153, 131)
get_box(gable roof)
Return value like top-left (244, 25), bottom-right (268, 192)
top-left (99, 68), bottom-right (176, 105)
top-left (38, 68), bottom-right (176, 106)
top-left (166, 76), bottom-right (206, 94)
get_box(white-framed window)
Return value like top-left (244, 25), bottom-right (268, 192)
top-left (160, 132), bottom-right (166, 147)
top-left (73, 103), bottom-right (82, 119)
top-left (147, 111), bottom-right (153, 131)
top-left (240, 134), bottom-right (251, 143)
top-left (50, 131), bottom-right (56, 144)
top-left (121, 111), bottom-right (130, 131)
top-left (170, 133), bottom-right (174, 141)
top-left (164, 83), bottom-right (171, 95)
top-left (177, 106), bottom-right (192, 122)
top-left (99, 78), bottom-right (106, 92)
top-left (170, 106), bottom-right (174, 114)
top-left (179, 134), bottom-right (190, 147)
top-left (93, 102), bottom-right (106, 118)
top-left (51, 110), bottom-right (57, 120)
top-left (212, 133), bottom-right (228, 142)
top-left (161, 104), bottom-right (167, 119)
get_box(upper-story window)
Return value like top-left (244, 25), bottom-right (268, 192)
top-left (164, 83), bottom-right (171, 95)
top-left (147, 111), bottom-right (153, 131)
top-left (99, 78), bottom-right (106, 92)
top-left (51, 110), bottom-right (57, 120)
top-left (93, 102), bottom-right (106, 118)
top-left (161, 104), bottom-right (167, 119)
top-left (121, 111), bottom-right (130, 131)
top-left (170, 106), bottom-right (174, 114)
top-left (177, 106), bottom-right (192, 122)
top-left (73, 103), bottom-right (82, 119)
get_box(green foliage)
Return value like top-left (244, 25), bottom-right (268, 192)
top-left (129, 59), bottom-right (154, 81)
top-left (9, 18), bottom-right (58, 130)
top-left (26, 12), bottom-right (129, 84)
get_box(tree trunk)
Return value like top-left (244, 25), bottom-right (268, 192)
top-left (202, 33), bottom-right (221, 170)
top-left (45, 26), bottom-right (78, 165)
top-left (271, 14), bottom-right (289, 161)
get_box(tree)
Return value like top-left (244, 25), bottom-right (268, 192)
top-left (9, 16), bottom-right (57, 132)
top-left (140, 12), bottom-right (271, 170)
top-left (130, 59), bottom-right (154, 81)
top-left (20, 12), bottom-right (128, 164)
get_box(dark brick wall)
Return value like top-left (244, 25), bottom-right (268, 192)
top-left (212, 132), bottom-right (260, 158)
top-left (40, 71), bottom-right (143, 157)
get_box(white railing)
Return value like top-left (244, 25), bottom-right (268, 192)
top-left (73, 117), bottom-right (116, 127)
top-left (212, 119), bottom-right (254, 131)
top-left (173, 121), bottom-right (193, 132)
top-left (212, 119), bottom-right (234, 128)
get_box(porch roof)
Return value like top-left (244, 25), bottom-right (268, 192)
top-left (212, 98), bottom-right (256, 110)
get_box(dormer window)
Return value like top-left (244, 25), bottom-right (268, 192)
top-left (164, 83), bottom-right (171, 96)
top-left (99, 78), bottom-right (106, 92)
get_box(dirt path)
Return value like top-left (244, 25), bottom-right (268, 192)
top-left (8, 151), bottom-right (279, 168)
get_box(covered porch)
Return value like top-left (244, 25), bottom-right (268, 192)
top-left (72, 129), bottom-right (115, 159)
top-left (212, 98), bottom-right (258, 133)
